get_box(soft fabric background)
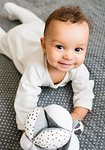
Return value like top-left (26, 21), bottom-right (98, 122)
top-left (0, 0), bottom-right (105, 150)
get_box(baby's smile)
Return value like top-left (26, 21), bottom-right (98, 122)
top-left (58, 61), bottom-right (74, 68)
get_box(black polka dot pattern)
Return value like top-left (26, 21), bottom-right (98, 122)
top-left (25, 108), bottom-right (40, 140)
top-left (33, 128), bottom-right (71, 149)
top-left (24, 106), bottom-right (74, 149)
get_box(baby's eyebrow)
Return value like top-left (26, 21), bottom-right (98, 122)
top-left (51, 39), bottom-right (61, 43)
top-left (77, 44), bottom-right (87, 47)
top-left (51, 39), bottom-right (63, 44)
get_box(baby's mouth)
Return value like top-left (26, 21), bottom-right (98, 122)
top-left (58, 62), bottom-right (74, 67)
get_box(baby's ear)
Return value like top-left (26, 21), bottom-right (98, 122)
top-left (40, 37), bottom-right (46, 53)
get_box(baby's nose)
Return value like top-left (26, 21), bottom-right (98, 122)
top-left (63, 50), bottom-right (74, 60)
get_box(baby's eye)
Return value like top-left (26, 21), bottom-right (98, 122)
top-left (75, 48), bottom-right (82, 52)
top-left (56, 45), bottom-right (64, 50)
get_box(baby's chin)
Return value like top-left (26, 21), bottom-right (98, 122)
top-left (58, 67), bottom-right (74, 72)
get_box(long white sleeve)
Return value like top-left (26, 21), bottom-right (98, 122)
top-left (14, 65), bottom-right (42, 130)
top-left (71, 64), bottom-right (94, 111)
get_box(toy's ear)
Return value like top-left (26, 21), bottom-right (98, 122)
top-left (40, 37), bottom-right (46, 53)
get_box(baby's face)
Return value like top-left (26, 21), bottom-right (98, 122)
top-left (41, 20), bottom-right (89, 73)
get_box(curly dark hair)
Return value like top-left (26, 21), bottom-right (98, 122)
top-left (44, 6), bottom-right (90, 36)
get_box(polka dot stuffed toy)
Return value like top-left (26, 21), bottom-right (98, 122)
top-left (20, 104), bottom-right (83, 150)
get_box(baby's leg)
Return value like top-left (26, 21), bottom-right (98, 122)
top-left (0, 27), bottom-right (6, 40)
top-left (0, 21), bottom-right (44, 74)
top-left (4, 2), bottom-right (44, 26)
top-left (0, 26), bottom-right (14, 60)
top-left (0, 27), bottom-right (12, 57)
top-left (0, 3), bottom-right (45, 73)
top-left (0, 27), bottom-right (6, 53)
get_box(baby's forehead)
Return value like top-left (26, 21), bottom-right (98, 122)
top-left (45, 19), bottom-right (89, 37)
top-left (44, 20), bottom-right (89, 47)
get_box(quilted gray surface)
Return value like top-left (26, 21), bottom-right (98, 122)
top-left (0, 0), bottom-right (105, 150)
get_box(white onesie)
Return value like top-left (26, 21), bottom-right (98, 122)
top-left (0, 22), bottom-right (94, 130)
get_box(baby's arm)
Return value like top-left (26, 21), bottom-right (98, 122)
top-left (14, 65), bottom-right (41, 131)
top-left (71, 64), bottom-right (94, 120)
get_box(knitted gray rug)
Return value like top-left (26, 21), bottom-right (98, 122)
top-left (0, 0), bottom-right (105, 150)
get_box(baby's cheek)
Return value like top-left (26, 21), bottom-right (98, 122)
top-left (78, 55), bottom-right (85, 64)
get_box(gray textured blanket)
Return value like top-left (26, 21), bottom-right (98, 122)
top-left (0, 0), bottom-right (105, 150)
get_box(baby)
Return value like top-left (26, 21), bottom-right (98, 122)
top-left (0, 1), bottom-right (94, 141)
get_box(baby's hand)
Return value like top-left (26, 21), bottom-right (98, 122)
top-left (22, 130), bottom-right (25, 134)
top-left (71, 107), bottom-right (89, 120)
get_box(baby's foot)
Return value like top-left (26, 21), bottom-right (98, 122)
top-left (4, 2), bottom-right (45, 25)
top-left (4, 2), bottom-right (21, 21)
